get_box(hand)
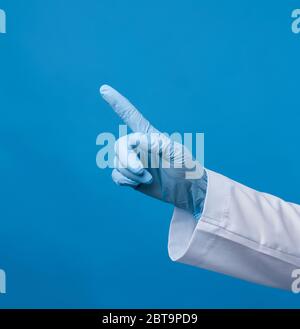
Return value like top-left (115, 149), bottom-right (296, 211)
top-left (100, 85), bottom-right (207, 219)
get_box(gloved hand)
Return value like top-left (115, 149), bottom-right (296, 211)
top-left (100, 85), bottom-right (207, 219)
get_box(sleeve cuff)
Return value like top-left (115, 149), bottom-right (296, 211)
top-left (168, 169), bottom-right (232, 262)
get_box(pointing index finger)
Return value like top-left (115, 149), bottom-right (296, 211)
top-left (100, 84), bottom-right (159, 133)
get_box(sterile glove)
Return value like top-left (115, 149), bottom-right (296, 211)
top-left (100, 85), bottom-right (207, 219)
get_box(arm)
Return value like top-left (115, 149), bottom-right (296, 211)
top-left (169, 170), bottom-right (300, 290)
top-left (100, 85), bottom-right (300, 290)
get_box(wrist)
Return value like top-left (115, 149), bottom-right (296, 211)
top-left (191, 169), bottom-right (208, 219)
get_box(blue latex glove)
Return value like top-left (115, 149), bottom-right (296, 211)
top-left (100, 85), bottom-right (207, 219)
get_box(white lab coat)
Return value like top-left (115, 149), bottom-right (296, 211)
top-left (168, 169), bottom-right (300, 290)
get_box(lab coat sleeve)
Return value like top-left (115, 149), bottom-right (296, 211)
top-left (168, 169), bottom-right (300, 290)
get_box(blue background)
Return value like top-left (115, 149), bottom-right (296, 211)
top-left (0, 0), bottom-right (300, 308)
